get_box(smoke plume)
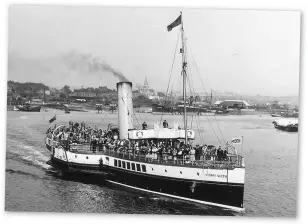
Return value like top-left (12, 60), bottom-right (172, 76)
top-left (8, 50), bottom-right (129, 88)
top-left (61, 51), bottom-right (129, 82)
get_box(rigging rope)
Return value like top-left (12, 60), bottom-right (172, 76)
top-left (186, 58), bottom-right (206, 144)
top-left (187, 72), bottom-right (207, 145)
top-left (186, 38), bottom-right (226, 145)
top-left (159, 29), bottom-right (181, 126)
top-left (184, 35), bottom-right (209, 145)
top-left (213, 113), bottom-right (226, 144)
top-left (120, 97), bottom-right (141, 129)
top-left (99, 110), bottom-right (111, 125)
top-left (185, 41), bottom-right (223, 146)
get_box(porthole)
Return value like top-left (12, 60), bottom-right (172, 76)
top-left (165, 169), bottom-right (167, 172)
top-left (197, 172), bottom-right (199, 176)
top-left (180, 171), bottom-right (182, 174)
top-left (152, 168), bottom-right (154, 171)
top-left (136, 164), bottom-right (141, 172)
top-left (75, 155), bottom-right (77, 158)
top-left (86, 156), bottom-right (88, 159)
top-left (141, 165), bottom-right (146, 172)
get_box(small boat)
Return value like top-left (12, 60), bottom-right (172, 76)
top-left (272, 118), bottom-right (298, 132)
top-left (271, 111), bottom-right (299, 118)
top-left (17, 104), bottom-right (41, 112)
top-left (271, 113), bottom-right (282, 117)
top-left (13, 106), bottom-right (20, 111)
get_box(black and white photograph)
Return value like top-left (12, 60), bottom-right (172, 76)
top-left (5, 4), bottom-right (300, 217)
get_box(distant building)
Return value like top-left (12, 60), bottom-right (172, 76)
top-left (69, 91), bottom-right (96, 99)
top-left (31, 98), bottom-right (43, 104)
top-left (214, 100), bottom-right (252, 109)
top-left (138, 77), bottom-right (156, 97)
top-left (149, 95), bottom-right (162, 100)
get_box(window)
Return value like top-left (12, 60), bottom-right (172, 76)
top-left (141, 165), bottom-right (147, 172)
top-left (136, 164), bottom-right (141, 172)
top-left (127, 162), bottom-right (131, 170)
top-left (118, 160), bottom-right (121, 168)
top-left (132, 163), bottom-right (136, 171)
top-left (114, 159), bottom-right (117, 166)
top-left (122, 161), bottom-right (126, 169)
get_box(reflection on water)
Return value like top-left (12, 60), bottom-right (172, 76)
top-left (5, 110), bottom-right (298, 216)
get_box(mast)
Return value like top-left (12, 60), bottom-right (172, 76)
top-left (43, 87), bottom-right (46, 104)
top-left (181, 12), bottom-right (188, 144)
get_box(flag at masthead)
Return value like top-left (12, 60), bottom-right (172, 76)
top-left (167, 15), bottom-right (182, 32)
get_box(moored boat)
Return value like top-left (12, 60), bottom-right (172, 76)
top-left (272, 118), bottom-right (298, 132)
top-left (17, 104), bottom-right (41, 112)
top-left (271, 113), bottom-right (282, 117)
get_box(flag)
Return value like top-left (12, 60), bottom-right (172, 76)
top-left (167, 15), bottom-right (182, 32)
top-left (231, 137), bottom-right (243, 145)
top-left (49, 115), bottom-right (56, 123)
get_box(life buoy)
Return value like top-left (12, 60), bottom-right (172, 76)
top-left (187, 131), bottom-right (192, 138)
top-left (136, 131), bottom-right (143, 138)
top-left (71, 143), bottom-right (77, 151)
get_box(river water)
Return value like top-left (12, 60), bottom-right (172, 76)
top-left (5, 110), bottom-right (298, 216)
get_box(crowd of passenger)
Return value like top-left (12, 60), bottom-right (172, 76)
top-left (46, 120), bottom-right (234, 163)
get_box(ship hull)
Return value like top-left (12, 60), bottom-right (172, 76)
top-left (176, 106), bottom-right (211, 114)
top-left (17, 105), bottom-right (41, 112)
top-left (48, 154), bottom-right (244, 212)
top-left (152, 104), bottom-right (175, 113)
top-left (152, 104), bottom-right (215, 115)
top-left (105, 166), bottom-right (244, 210)
top-left (274, 124), bottom-right (298, 132)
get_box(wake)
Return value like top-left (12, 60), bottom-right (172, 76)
top-left (7, 141), bottom-right (50, 170)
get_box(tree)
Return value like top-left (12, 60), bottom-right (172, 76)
top-left (133, 95), bottom-right (153, 107)
top-left (62, 85), bottom-right (72, 94)
top-left (157, 92), bottom-right (165, 97)
top-left (61, 85), bottom-right (72, 98)
top-left (59, 92), bottom-right (67, 99)
top-left (195, 95), bottom-right (201, 102)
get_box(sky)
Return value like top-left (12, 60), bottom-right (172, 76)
top-left (8, 5), bottom-right (301, 96)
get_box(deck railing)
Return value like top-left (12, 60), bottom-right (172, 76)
top-left (46, 138), bottom-right (244, 168)
top-left (103, 149), bottom-right (243, 169)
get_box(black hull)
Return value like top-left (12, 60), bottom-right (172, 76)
top-left (17, 106), bottom-right (41, 112)
top-left (274, 125), bottom-right (298, 132)
top-left (176, 106), bottom-right (212, 113)
top-left (49, 157), bottom-right (244, 211)
top-left (152, 104), bottom-right (175, 113)
top-left (152, 104), bottom-right (213, 115)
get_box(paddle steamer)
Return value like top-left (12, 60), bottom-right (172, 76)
top-left (45, 13), bottom-right (245, 212)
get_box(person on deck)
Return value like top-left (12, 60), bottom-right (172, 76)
top-left (163, 120), bottom-right (169, 128)
top-left (222, 148), bottom-right (228, 161)
top-left (195, 145), bottom-right (202, 160)
top-left (217, 146), bottom-right (223, 161)
top-left (189, 146), bottom-right (196, 162)
top-left (142, 121), bottom-right (148, 130)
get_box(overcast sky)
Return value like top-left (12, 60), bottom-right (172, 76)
top-left (8, 5), bottom-right (300, 96)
